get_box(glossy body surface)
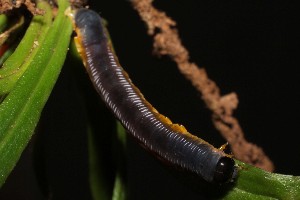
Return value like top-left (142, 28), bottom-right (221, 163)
top-left (72, 8), bottom-right (237, 184)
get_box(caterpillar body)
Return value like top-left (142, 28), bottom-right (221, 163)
top-left (71, 8), bottom-right (237, 184)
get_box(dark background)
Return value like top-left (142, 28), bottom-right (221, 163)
top-left (0, 0), bottom-right (299, 199)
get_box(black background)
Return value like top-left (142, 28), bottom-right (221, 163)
top-left (0, 0), bottom-right (299, 199)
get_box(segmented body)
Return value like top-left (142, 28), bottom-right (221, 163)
top-left (72, 8), bottom-right (237, 183)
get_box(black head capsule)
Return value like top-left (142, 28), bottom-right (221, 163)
top-left (74, 9), bottom-right (106, 47)
top-left (213, 157), bottom-right (237, 184)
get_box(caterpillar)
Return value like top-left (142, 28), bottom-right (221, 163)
top-left (69, 8), bottom-right (237, 184)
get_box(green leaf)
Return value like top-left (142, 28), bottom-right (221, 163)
top-left (112, 172), bottom-right (126, 200)
top-left (0, 2), bottom-right (52, 94)
top-left (0, 0), bottom-right (72, 187)
top-left (0, 45), bottom-right (14, 66)
top-left (88, 124), bottom-right (112, 200)
top-left (223, 160), bottom-right (300, 199)
top-left (112, 122), bottom-right (127, 200)
top-left (88, 119), bottom-right (127, 200)
top-left (0, 14), bottom-right (8, 33)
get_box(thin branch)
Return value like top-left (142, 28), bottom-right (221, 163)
top-left (131, 0), bottom-right (274, 171)
top-left (0, 0), bottom-right (44, 15)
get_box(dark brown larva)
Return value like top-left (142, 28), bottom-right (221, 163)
top-left (72, 8), bottom-right (237, 184)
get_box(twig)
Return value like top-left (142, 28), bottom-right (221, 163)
top-left (130, 0), bottom-right (274, 171)
top-left (0, 0), bottom-right (44, 15)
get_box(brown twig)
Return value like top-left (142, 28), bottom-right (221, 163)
top-left (0, 0), bottom-right (44, 15)
top-left (131, 0), bottom-right (274, 171)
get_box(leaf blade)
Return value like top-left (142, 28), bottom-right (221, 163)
top-left (0, 0), bottom-right (72, 187)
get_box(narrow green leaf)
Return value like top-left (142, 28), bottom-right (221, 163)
top-left (0, 0), bottom-right (72, 187)
top-left (88, 118), bottom-right (127, 200)
top-left (0, 14), bottom-right (8, 33)
top-left (88, 124), bottom-right (111, 200)
top-left (0, 1), bottom-right (52, 94)
top-left (224, 160), bottom-right (300, 199)
top-left (0, 45), bottom-right (14, 66)
top-left (116, 121), bottom-right (126, 147)
top-left (112, 172), bottom-right (126, 200)
top-left (112, 122), bottom-right (127, 200)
